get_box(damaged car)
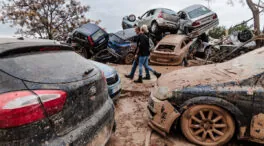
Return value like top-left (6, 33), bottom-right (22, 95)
top-left (93, 28), bottom-right (138, 64)
top-left (178, 4), bottom-right (219, 37)
top-left (90, 60), bottom-right (121, 101)
top-left (149, 34), bottom-right (192, 66)
top-left (0, 38), bottom-right (115, 146)
top-left (148, 46), bottom-right (264, 145)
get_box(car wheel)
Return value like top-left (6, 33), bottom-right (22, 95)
top-left (124, 52), bottom-right (135, 64)
top-left (181, 105), bottom-right (235, 146)
top-left (151, 22), bottom-right (159, 34)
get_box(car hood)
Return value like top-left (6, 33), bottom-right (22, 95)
top-left (157, 47), bottom-right (264, 91)
top-left (90, 60), bottom-right (116, 78)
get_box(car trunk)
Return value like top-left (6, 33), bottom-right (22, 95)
top-left (192, 12), bottom-right (216, 27)
top-left (1, 50), bottom-right (108, 138)
top-left (162, 13), bottom-right (179, 22)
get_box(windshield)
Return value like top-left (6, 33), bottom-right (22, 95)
top-left (188, 6), bottom-right (211, 19)
top-left (109, 34), bottom-right (125, 44)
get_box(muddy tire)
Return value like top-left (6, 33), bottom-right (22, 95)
top-left (181, 105), bottom-right (235, 146)
top-left (124, 52), bottom-right (135, 64)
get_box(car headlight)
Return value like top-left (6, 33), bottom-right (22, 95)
top-left (152, 87), bottom-right (173, 101)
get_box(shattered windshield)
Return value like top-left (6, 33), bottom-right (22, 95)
top-left (156, 44), bottom-right (176, 52)
top-left (188, 6), bottom-right (211, 19)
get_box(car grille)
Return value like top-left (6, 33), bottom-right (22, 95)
top-left (107, 74), bottom-right (119, 85)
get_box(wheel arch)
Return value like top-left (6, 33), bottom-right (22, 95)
top-left (178, 96), bottom-right (247, 133)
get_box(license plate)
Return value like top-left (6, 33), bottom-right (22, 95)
top-left (112, 84), bottom-right (121, 93)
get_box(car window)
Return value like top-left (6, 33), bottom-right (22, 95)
top-left (156, 44), bottom-right (176, 52)
top-left (184, 39), bottom-right (190, 45)
top-left (109, 34), bottom-right (125, 44)
top-left (91, 29), bottom-right (105, 41)
top-left (162, 9), bottom-right (176, 15)
top-left (147, 10), bottom-right (156, 17)
top-left (188, 6), bottom-right (211, 19)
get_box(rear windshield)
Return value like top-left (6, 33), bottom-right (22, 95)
top-left (162, 9), bottom-right (176, 15)
top-left (188, 6), bottom-right (211, 19)
top-left (156, 44), bottom-right (176, 52)
top-left (91, 29), bottom-right (105, 41)
top-left (109, 34), bottom-right (125, 44)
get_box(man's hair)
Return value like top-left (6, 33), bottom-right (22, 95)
top-left (141, 25), bottom-right (149, 33)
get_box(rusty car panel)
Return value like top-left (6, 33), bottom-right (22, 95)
top-left (150, 35), bottom-right (191, 66)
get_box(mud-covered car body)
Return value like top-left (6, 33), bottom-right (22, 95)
top-left (178, 4), bottom-right (219, 37)
top-left (90, 61), bottom-right (121, 101)
top-left (0, 38), bottom-right (115, 146)
top-left (148, 47), bottom-right (264, 144)
top-left (149, 35), bottom-right (192, 66)
top-left (94, 28), bottom-right (138, 64)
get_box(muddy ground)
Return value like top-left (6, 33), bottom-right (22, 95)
top-left (105, 64), bottom-right (260, 146)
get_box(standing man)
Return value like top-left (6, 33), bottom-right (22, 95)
top-left (133, 25), bottom-right (161, 83)
top-left (125, 26), bottom-right (150, 80)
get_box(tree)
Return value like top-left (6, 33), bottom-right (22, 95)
top-left (208, 26), bottom-right (226, 39)
top-left (0, 0), bottom-right (100, 40)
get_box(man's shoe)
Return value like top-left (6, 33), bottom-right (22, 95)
top-left (134, 76), bottom-right (143, 83)
top-left (154, 72), bottom-right (161, 79)
top-left (125, 74), bottom-right (133, 80)
top-left (143, 75), bottom-right (151, 80)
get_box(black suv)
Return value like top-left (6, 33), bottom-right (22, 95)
top-left (67, 23), bottom-right (109, 58)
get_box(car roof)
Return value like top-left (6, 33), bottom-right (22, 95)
top-left (0, 37), bottom-right (69, 56)
top-left (115, 28), bottom-right (137, 40)
top-left (159, 35), bottom-right (187, 44)
top-left (181, 4), bottom-right (206, 12)
top-left (76, 23), bottom-right (100, 36)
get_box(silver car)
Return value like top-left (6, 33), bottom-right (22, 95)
top-left (178, 4), bottom-right (219, 37)
top-left (136, 8), bottom-right (180, 34)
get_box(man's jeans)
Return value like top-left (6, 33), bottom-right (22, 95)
top-left (129, 56), bottom-right (153, 77)
top-left (139, 56), bottom-right (154, 77)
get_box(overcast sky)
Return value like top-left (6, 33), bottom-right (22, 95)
top-left (0, 0), bottom-right (263, 37)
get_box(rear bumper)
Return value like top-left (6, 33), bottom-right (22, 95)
top-left (48, 97), bottom-right (115, 146)
top-left (2, 98), bottom-right (115, 146)
top-left (150, 53), bottom-right (183, 66)
top-left (156, 19), bottom-right (179, 30)
top-left (189, 19), bottom-right (219, 38)
top-left (147, 94), bottom-right (180, 136)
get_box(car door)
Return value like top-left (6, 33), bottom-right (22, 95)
top-left (138, 11), bottom-right (149, 27)
top-left (146, 9), bottom-right (156, 27)
top-left (250, 74), bottom-right (264, 141)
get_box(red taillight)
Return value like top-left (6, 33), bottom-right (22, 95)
top-left (192, 21), bottom-right (200, 27)
top-left (0, 90), bottom-right (66, 128)
top-left (87, 36), bottom-right (94, 46)
top-left (213, 14), bottom-right (218, 19)
top-left (158, 12), bottom-right (163, 18)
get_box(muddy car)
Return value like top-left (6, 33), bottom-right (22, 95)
top-left (149, 35), bottom-right (192, 66)
top-left (94, 28), bottom-right (138, 64)
top-left (178, 4), bottom-right (219, 37)
top-left (148, 47), bottom-right (264, 145)
top-left (0, 38), bottom-right (115, 146)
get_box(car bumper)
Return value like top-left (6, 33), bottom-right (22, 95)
top-left (150, 52), bottom-right (183, 66)
top-left (108, 78), bottom-right (121, 101)
top-left (156, 19), bottom-right (179, 30)
top-left (189, 19), bottom-right (219, 38)
top-left (147, 94), bottom-right (180, 136)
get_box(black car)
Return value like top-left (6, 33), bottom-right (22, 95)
top-left (0, 38), bottom-right (115, 145)
top-left (94, 28), bottom-right (138, 64)
top-left (67, 23), bottom-right (109, 58)
top-left (148, 47), bottom-right (264, 145)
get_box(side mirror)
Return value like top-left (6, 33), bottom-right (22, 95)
top-left (138, 16), bottom-right (141, 20)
